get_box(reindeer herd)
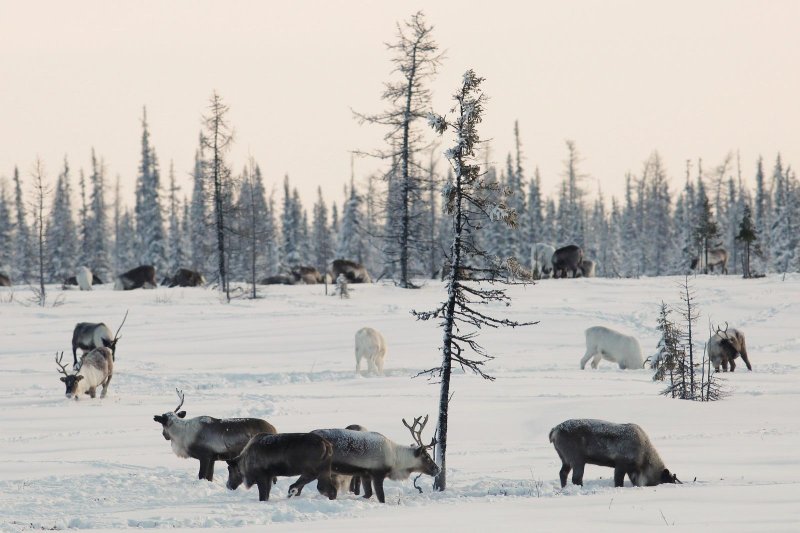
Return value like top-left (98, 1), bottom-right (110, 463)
top-left (41, 248), bottom-right (762, 504)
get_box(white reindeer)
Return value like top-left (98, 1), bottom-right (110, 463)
top-left (581, 326), bottom-right (644, 370)
top-left (355, 327), bottom-right (386, 376)
top-left (76, 266), bottom-right (93, 291)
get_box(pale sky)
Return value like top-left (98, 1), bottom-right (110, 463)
top-left (1, 0), bottom-right (798, 210)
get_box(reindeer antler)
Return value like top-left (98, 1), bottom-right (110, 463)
top-left (714, 321), bottom-right (730, 338)
top-left (113, 310), bottom-right (129, 342)
top-left (55, 351), bottom-right (70, 377)
top-left (174, 388), bottom-right (185, 412)
top-left (403, 414), bottom-right (436, 449)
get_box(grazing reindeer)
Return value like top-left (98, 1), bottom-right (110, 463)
top-left (0, 272), bottom-right (10, 287)
top-left (708, 324), bottom-right (751, 372)
top-left (71, 310), bottom-right (127, 369)
top-left (115, 265), bottom-right (157, 290)
top-left (331, 259), bottom-right (372, 284)
top-left (550, 419), bottom-right (681, 487)
top-left (325, 424), bottom-right (370, 496)
top-left (581, 326), bottom-right (644, 370)
top-left (56, 349), bottom-right (113, 400)
top-left (226, 433), bottom-right (337, 502)
top-left (531, 242), bottom-right (555, 278)
top-left (289, 415), bottom-right (440, 503)
top-left (153, 389), bottom-right (277, 481)
top-left (355, 327), bottom-right (387, 376)
top-left (291, 266), bottom-right (326, 284)
top-left (163, 268), bottom-right (206, 288)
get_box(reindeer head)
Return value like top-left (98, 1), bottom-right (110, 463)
top-left (153, 388), bottom-right (187, 440)
top-left (55, 352), bottom-right (84, 399)
top-left (660, 468), bottom-right (682, 484)
top-left (403, 415), bottom-right (441, 476)
top-left (225, 457), bottom-right (244, 490)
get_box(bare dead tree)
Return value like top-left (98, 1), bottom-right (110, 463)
top-left (355, 11), bottom-right (443, 288)
top-left (30, 158), bottom-right (52, 306)
top-left (415, 71), bottom-right (537, 491)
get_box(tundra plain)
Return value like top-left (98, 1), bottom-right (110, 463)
top-left (1, 275), bottom-right (799, 531)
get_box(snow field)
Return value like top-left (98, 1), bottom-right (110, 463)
top-left (1, 275), bottom-right (799, 531)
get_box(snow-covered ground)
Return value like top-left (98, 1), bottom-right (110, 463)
top-left (1, 275), bottom-right (799, 531)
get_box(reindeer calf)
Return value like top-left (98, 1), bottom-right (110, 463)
top-left (226, 433), bottom-right (337, 502)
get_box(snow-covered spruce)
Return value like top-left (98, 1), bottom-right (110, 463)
top-left (152, 390), bottom-right (277, 481)
top-left (549, 419), bottom-right (681, 487)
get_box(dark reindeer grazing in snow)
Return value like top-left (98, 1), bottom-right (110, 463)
top-left (691, 248), bottom-right (728, 274)
top-left (259, 274), bottom-right (295, 285)
top-left (291, 266), bottom-right (327, 284)
top-left (289, 415), bottom-right (440, 503)
top-left (552, 245), bottom-right (584, 279)
top-left (226, 432), bottom-right (337, 502)
top-left (708, 325), bottom-right (751, 372)
top-left (331, 259), bottom-right (372, 284)
top-left (56, 349), bottom-right (113, 400)
top-left (550, 419), bottom-right (681, 487)
top-left (153, 389), bottom-right (277, 481)
top-left (0, 272), bottom-right (10, 287)
top-left (71, 311), bottom-right (127, 369)
top-left (163, 268), bottom-right (206, 288)
top-left (115, 265), bottom-right (157, 290)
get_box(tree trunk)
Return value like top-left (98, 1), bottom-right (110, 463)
top-left (398, 44), bottom-right (418, 289)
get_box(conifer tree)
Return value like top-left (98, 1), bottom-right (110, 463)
top-left (356, 11), bottom-right (442, 288)
top-left (135, 108), bottom-right (168, 274)
top-left (12, 166), bottom-right (34, 282)
top-left (336, 178), bottom-right (366, 264)
top-left (86, 149), bottom-right (112, 279)
top-left (419, 70), bottom-right (536, 491)
top-left (736, 203), bottom-right (757, 278)
top-left (311, 187), bottom-right (333, 274)
top-left (0, 181), bottom-right (13, 273)
top-left (47, 157), bottom-right (79, 282)
top-left (166, 161), bottom-right (186, 274)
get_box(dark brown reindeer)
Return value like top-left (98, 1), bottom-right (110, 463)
top-left (226, 433), bottom-right (337, 502)
top-left (550, 419), bottom-right (681, 488)
top-left (153, 389), bottom-right (277, 481)
top-left (552, 245), bottom-right (584, 279)
top-left (115, 265), bottom-right (157, 290)
top-left (163, 268), bottom-right (206, 288)
top-left (331, 259), bottom-right (372, 284)
top-left (289, 415), bottom-right (440, 503)
top-left (71, 310), bottom-right (127, 369)
top-left (708, 323), bottom-right (751, 372)
top-left (56, 349), bottom-right (113, 400)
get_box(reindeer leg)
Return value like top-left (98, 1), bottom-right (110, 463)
top-left (101, 374), bottom-right (112, 398)
top-left (591, 353), bottom-right (602, 369)
top-left (729, 358), bottom-right (736, 372)
top-left (613, 466), bottom-right (626, 487)
top-left (571, 462), bottom-right (585, 486)
top-left (721, 358), bottom-right (729, 372)
top-left (288, 473), bottom-right (316, 497)
top-left (88, 387), bottom-right (96, 398)
top-left (350, 475), bottom-right (361, 495)
top-left (559, 463), bottom-right (571, 488)
top-left (580, 349), bottom-right (594, 370)
top-left (205, 458), bottom-right (215, 481)
top-left (362, 474), bottom-right (373, 499)
top-left (372, 474), bottom-right (386, 503)
top-left (257, 476), bottom-right (271, 501)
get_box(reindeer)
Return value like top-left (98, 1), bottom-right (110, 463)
top-left (691, 248), bottom-right (729, 274)
top-left (55, 349), bottom-right (113, 400)
top-left (163, 268), bottom-right (206, 288)
top-left (153, 389), bottom-right (277, 481)
top-left (331, 259), bottom-right (372, 284)
top-left (552, 245), bottom-right (584, 279)
top-left (288, 415), bottom-right (440, 503)
top-left (708, 324), bottom-right (751, 372)
top-left (71, 310), bottom-right (127, 369)
top-left (291, 266), bottom-right (327, 284)
top-left (581, 326), bottom-right (644, 370)
top-left (75, 266), bottom-right (93, 290)
top-left (115, 265), bottom-right (157, 290)
top-left (0, 272), bottom-right (10, 287)
top-left (226, 433), bottom-right (337, 502)
top-left (531, 242), bottom-right (555, 278)
top-left (355, 327), bottom-right (387, 376)
top-left (550, 419), bottom-right (681, 487)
